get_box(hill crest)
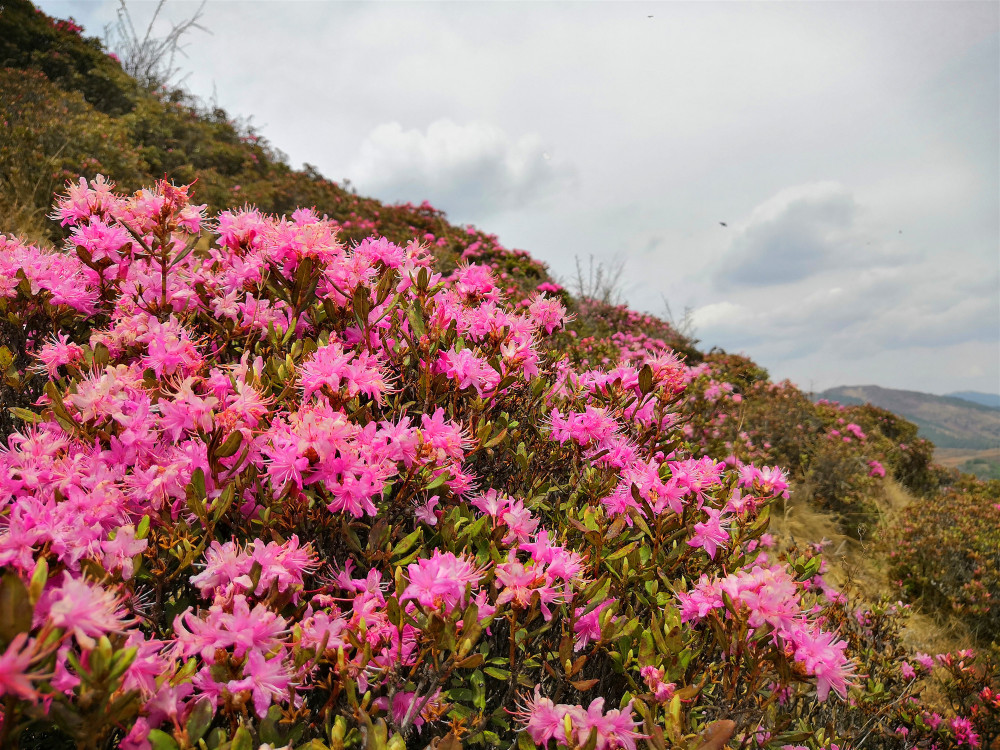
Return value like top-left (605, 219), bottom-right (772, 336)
top-left (818, 384), bottom-right (1000, 450)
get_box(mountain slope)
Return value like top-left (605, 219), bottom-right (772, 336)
top-left (947, 390), bottom-right (1000, 409)
top-left (819, 384), bottom-right (1000, 450)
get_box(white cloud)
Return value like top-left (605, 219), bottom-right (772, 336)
top-left (715, 182), bottom-right (909, 287)
top-left (349, 119), bottom-right (575, 220)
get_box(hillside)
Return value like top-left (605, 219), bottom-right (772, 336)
top-left (0, 0), bottom-right (621, 321)
top-left (948, 390), bottom-right (1000, 409)
top-left (818, 384), bottom-right (1000, 450)
top-left (1, 4), bottom-right (998, 749)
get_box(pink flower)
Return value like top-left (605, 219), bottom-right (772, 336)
top-left (436, 347), bottom-right (499, 397)
top-left (45, 576), bottom-right (130, 650)
top-left (495, 558), bottom-right (540, 610)
top-left (419, 408), bottom-right (468, 462)
top-left (516, 688), bottom-right (566, 745)
top-left (640, 665), bottom-right (675, 703)
top-left (950, 716), bottom-right (980, 748)
top-left (0, 634), bottom-right (39, 701)
top-left (227, 649), bottom-right (294, 718)
top-left (101, 525), bottom-right (148, 580)
top-left (118, 718), bottom-right (151, 750)
top-left (582, 698), bottom-right (644, 750)
top-left (687, 507), bottom-right (729, 559)
top-left (414, 495), bottom-right (440, 526)
top-left (528, 294), bottom-right (569, 334)
top-left (300, 341), bottom-right (391, 403)
top-left (35, 333), bottom-right (85, 377)
top-left (515, 689), bottom-right (644, 750)
top-left (501, 499), bottom-right (540, 546)
top-left (400, 550), bottom-right (484, 613)
top-left (791, 626), bottom-right (853, 701)
top-left (574, 600), bottom-right (615, 651)
top-left (140, 317), bottom-right (204, 377)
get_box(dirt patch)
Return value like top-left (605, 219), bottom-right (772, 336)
top-left (933, 446), bottom-right (1000, 468)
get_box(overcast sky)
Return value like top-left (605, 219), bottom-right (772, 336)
top-left (38, 0), bottom-right (1000, 396)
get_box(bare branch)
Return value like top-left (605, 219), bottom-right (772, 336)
top-left (570, 254), bottom-right (627, 306)
top-left (104, 0), bottom-right (211, 91)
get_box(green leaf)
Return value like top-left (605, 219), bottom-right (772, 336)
top-left (484, 666), bottom-right (511, 680)
top-left (190, 468), bottom-right (207, 500)
top-left (484, 428), bottom-right (508, 449)
top-left (147, 729), bottom-right (180, 750)
top-left (212, 484), bottom-right (235, 523)
top-left (28, 558), bottom-right (47, 606)
top-left (352, 285), bottom-right (372, 326)
top-left (9, 407), bottom-right (42, 425)
top-left (93, 342), bottom-right (110, 368)
top-left (606, 541), bottom-right (638, 561)
top-left (108, 646), bottom-right (138, 681)
top-left (638, 631), bottom-right (655, 665)
top-left (638, 364), bottom-right (653, 395)
top-left (44, 381), bottom-right (72, 422)
top-left (375, 270), bottom-right (397, 304)
top-left (230, 726), bottom-right (253, 750)
top-left (406, 303), bottom-right (425, 337)
top-left (294, 256), bottom-right (314, 294)
top-left (457, 653), bottom-right (485, 669)
top-left (426, 471), bottom-right (450, 491)
top-left (0, 572), bottom-right (32, 646)
top-left (216, 431), bottom-right (243, 459)
top-left (186, 698), bottom-right (214, 742)
top-left (390, 528), bottom-right (423, 559)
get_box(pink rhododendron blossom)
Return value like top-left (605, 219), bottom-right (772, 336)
top-left (400, 550), bottom-right (484, 613)
top-left (0, 173), bottom-right (934, 746)
top-left (515, 688), bottom-right (644, 750)
top-left (45, 576), bottom-right (130, 649)
top-left (687, 507), bottom-right (730, 558)
top-left (868, 460), bottom-right (886, 478)
top-left (0, 633), bottom-right (40, 701)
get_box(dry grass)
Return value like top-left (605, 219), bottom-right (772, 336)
top-left (0, 198), bottom-right (54, 247)
top-left (934, 447), bottom-right (1000, 468)
top-left (770, 479), bottom-right (975, 656)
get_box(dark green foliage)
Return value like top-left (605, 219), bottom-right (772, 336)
top-left (888, 476), bottom-right (1000, 641)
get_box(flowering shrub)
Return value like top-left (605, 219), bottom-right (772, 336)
top-left (669, 353), bottom-right (938, 528)
top-left (0, 176), bottom-right (873, 749)
top-left (0, 1), bottom-right (137, 117)
top-left (888, 476), bottom-right (1000, 639)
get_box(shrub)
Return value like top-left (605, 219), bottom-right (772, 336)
top-left (888, 476), bottom-right (1000, 640)
top-left (0, 177), bottom-right (876, 749)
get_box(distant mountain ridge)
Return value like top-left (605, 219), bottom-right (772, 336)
top-left (947, 391), bottom-right (1000, 410)
top-left (817, 385), bottom-right (1000, 450)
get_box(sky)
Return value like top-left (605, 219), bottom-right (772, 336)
top-left (38, 0), bottom-right (1000, 396)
